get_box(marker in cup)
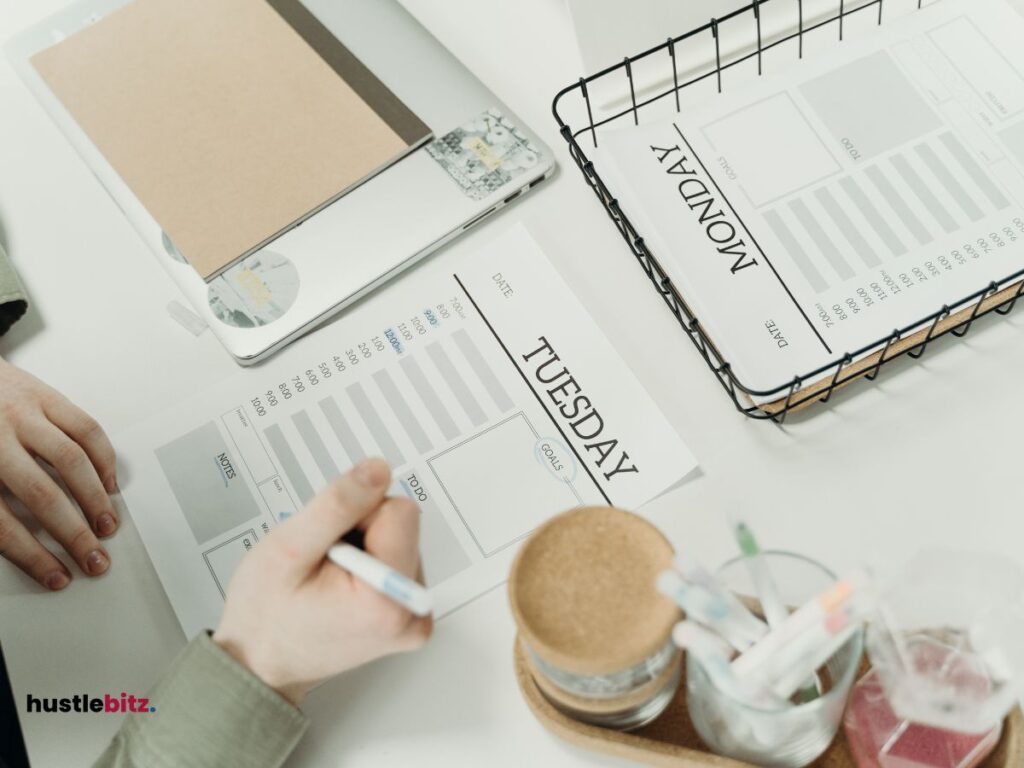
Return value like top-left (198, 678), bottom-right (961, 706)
top-left (732, 568), bottom-right (870, 683)
top-left (766, 610), bottom-right (862, 701)
top-left (657, 570), bottom-right (765, 651)
top-left (674, 551), bottom-right (769, 641)
top-left (673, 621), bottom-right (786, 709)
top-left (734, 521), bottom-right (822, 702)
top-left (328, 543), bottom-right (432, 617)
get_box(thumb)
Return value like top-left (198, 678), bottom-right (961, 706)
top-left (267, 458), bottom-right (391, 581)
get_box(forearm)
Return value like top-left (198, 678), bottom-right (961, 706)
top-left (93, 632), bottom-right (308, 768)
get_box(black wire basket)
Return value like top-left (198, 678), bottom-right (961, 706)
top-left (552, 0), bottom-right (1024, 421)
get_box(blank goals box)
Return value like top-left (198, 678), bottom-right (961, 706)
top-left (428, 414), bottom-right (580, 556)
top-left (702, 92), bottom-right (841, 207)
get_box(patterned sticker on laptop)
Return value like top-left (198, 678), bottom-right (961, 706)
top-left (427, 108), bottom-right (543, 200)
top-left (207, 251), bottom-right (300, 328)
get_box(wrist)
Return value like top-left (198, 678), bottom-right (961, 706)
top-left (212, 629), bottom-right (308, 707)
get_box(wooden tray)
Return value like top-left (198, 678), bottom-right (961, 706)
top-left (514, 639), bottom-right (1024, 767)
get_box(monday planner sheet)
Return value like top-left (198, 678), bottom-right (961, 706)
top-left (600, 0), bottom-right (1024, 395)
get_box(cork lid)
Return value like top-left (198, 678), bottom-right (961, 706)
top-left (508, 506), bottom-right (680, 676)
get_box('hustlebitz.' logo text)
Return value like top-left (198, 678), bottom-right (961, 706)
top-left (27, 692), bottom-right (156, 714)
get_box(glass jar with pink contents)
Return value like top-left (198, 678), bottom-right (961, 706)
top-left (844, 550), bottom-right (1024, 768)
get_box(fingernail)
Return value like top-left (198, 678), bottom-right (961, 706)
top-left (95, 513), bottom-right (118, 537)
top-left (45, 571), bottom-right (70, 591)
top-left (104, 475), bottom-right (118, 494)
top-left (353, 458), bottom-right (388, 488)
top-left (86, 549), bottom-right (110, 576)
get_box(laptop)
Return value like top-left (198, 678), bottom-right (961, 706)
top-left (6, 0), bottom-right (556, 364)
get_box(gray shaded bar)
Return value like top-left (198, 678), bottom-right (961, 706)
top-left (291, 410), bottom-right (338, 482)
top-left (452, 329), bottom-right (514, 413)
top-left (409, 478), bottom-right (471, 586)
top-left (346, 383), bottom-right (405, 467)
top-left (789, 198), bottom-right (855, 280)
top-left (915, 142), bottom-right (983, 222)
top-left (427, 341), bottom-right (487, 427)
top-left (264, 424), bottom-right (314, 505)
top-left (940, 131), bottom-right (1010, 210)
top-left (155, 421), bottom-right (260, 544)
top-left (839, 176), bottom-right (907, 256)
top-left (318, 397), bottom-right (366, 465)
top-left (763, 209), bottom-right (828, 292)
top-left (815, 187), bottom-right (881, 268)
top-left (865, 165), bottom-right (933, 245)
top-left (890, 154), bottom-right (957, 234)
top-left (373, 369), bottom-right (433, 454)
top-left (400, 355), bottom-right (459, 441)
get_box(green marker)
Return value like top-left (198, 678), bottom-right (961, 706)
top-left (734, 521), bottom-right (821, 703)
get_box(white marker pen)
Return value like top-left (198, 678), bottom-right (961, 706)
top-left (328, 543), bottom-right (433, 617)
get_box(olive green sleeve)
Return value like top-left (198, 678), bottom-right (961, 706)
top-left (0, 242), bottom-right (27, 337)
top-left (92, 632), bottom-right (308, 768)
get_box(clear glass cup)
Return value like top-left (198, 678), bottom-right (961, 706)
top-left (686, 552), bottom-right (865, 768)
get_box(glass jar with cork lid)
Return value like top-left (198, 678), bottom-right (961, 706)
top-left (508, 506), bottom-right (682, 730)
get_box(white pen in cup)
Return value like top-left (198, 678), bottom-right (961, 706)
top-left (673, 551), bottom-right (770, 642)
top-left (763, 606), bottom-right (865, 701)
top-left (734, 520), bottom-right (822, 702)
top-left (672, 621), bottom-right (785, 709)
top-left (657, 569), bottom-right (766, 651)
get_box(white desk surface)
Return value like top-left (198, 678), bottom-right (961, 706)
top-left (2, 1), bottom-right (1024, 766)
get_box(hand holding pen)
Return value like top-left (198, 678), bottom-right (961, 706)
top-left (214, 458), bottom-right (433, 706)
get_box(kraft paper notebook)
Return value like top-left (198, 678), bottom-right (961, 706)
top-left (30, 0), bottom-right (432, 280)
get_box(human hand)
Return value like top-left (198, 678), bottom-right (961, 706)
top-left (0, 356), bottom-right (117, 590)
top-left (213, 458), bottom-right (432, 706)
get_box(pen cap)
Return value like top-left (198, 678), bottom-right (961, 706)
top-left (508, 506), bottom-right (681, 729)
top-left (867, 549), bottom-right (1024, 733)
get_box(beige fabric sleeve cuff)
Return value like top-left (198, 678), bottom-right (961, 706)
top-left (93, 632), bottom-right (308, 768)
top-left (0, 242), bottom-right (27, 337)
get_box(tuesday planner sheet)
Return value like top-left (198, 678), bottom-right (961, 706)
top-left (116, 226), bottom-right (697, 637)
top-left (599, 0), bottom-right (1024, 396)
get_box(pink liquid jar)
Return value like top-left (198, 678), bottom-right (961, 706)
top-left (844, 666), bottom-right (1000, 768)
top-left (847, 551), bottom-right (1024, 768)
